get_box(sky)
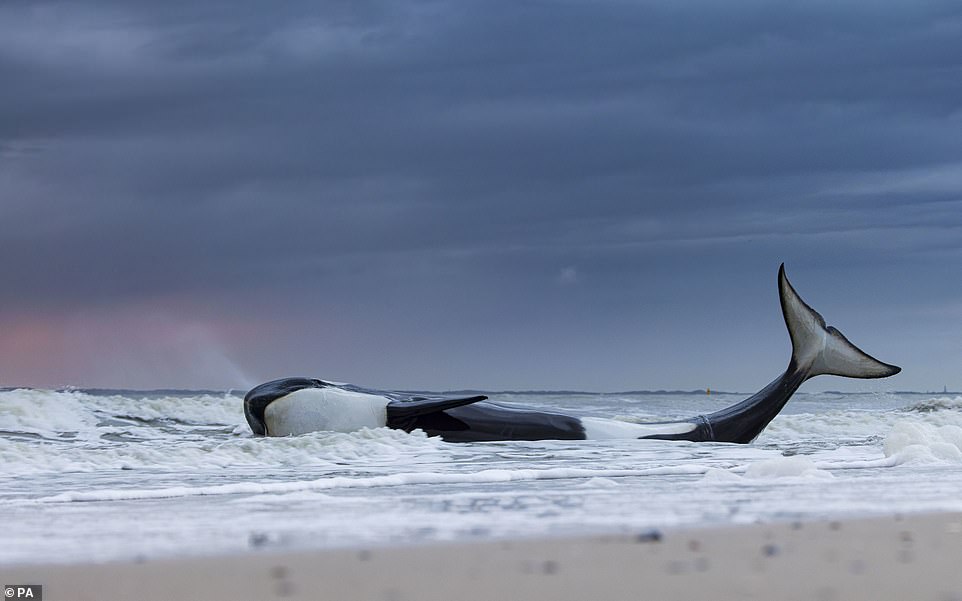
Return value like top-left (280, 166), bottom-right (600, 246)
top-left (1, 0), bottom-right (961, 393)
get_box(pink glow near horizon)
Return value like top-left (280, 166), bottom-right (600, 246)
top-left (0, 301), bottom-right (264, 390)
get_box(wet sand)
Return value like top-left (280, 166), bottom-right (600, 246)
top-left (4, 512), bottom-right (962, 601)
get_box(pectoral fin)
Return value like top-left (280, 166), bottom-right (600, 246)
top-left (386, 395), bottom-right (487, 431)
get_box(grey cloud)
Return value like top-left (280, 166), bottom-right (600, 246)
top-left (1, 0), bottom-right (961, 389)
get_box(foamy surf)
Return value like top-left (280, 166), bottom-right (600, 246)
top-left (37, 465), bottom-right (714, 503)
top-left (4, 389), bottom-right (962, 564)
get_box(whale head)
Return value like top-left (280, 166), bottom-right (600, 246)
top-left (244, 378), bottom-right (320, 435)
top-left (244, 378), bottom-right (389, 436)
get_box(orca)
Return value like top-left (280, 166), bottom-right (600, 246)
top-left (244, 265), bottom-right (900, 443)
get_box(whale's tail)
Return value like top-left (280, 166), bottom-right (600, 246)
top-left (779, 263), bottom-right (900, 381)
top-left (653, 264), bottom-right (901, 444)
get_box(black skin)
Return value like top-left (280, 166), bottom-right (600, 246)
top-left (396, 402), bottom-right (586, 442)
top-left (642, 361), bottom-right (809, 443)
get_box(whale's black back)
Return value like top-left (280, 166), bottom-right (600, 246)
top-left (395, 401), bottom-right (586, 442)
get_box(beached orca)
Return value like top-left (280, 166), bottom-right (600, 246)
top-left (244, 265), bottom-right (900, 443)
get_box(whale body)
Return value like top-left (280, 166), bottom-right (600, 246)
top-left (244, 265), bottom-right (900, 443)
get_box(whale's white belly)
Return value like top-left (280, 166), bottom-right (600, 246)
top-left (580, 417), bottom-right (697, 440)
top-left (264, 387), bottom-right (388, 436)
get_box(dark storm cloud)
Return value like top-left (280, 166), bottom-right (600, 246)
top-left (1, 0), bottom-right (961, 388)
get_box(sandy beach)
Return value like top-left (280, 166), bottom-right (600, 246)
top-left (4, 511), bottom-right (961, 601)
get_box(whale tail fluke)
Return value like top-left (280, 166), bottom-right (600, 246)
top-left (779, 264), bottom-right (900, 380)
top-left (684, 265), bottom-right (901, 444)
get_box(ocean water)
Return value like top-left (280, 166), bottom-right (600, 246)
top-left (3, 387), bottom-right (962, 565)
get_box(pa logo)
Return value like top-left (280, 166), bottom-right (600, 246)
top-left (3, 586), bottom-right (42, 600)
